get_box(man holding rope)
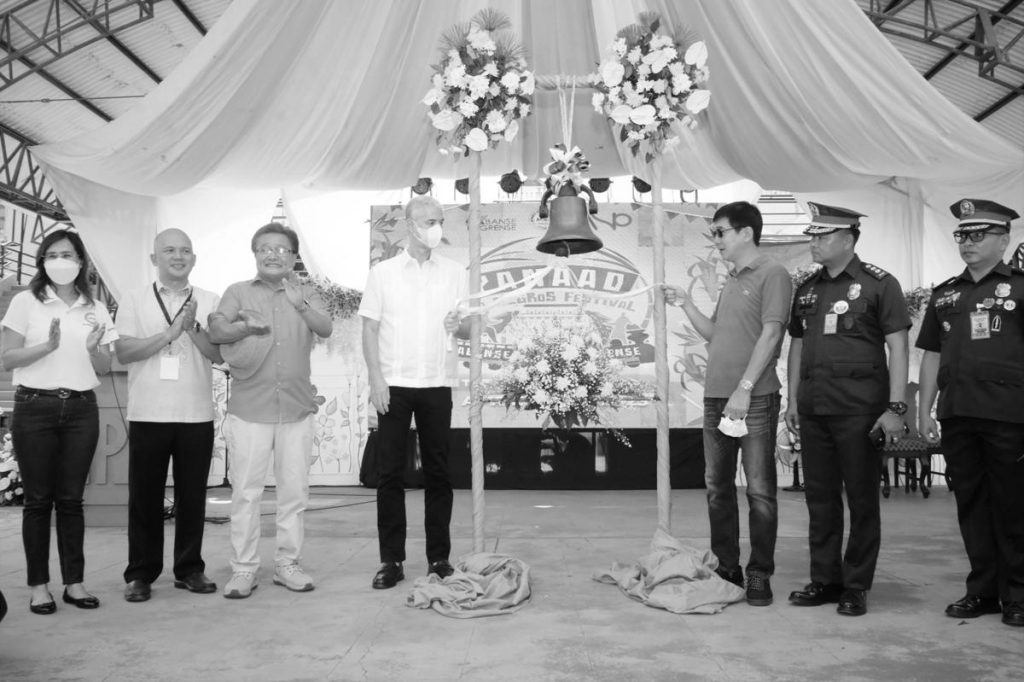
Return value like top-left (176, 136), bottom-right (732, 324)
top-left (663, 201), bottom-right (792, 607)
top-left (361, 196), bottom-right (467, 590)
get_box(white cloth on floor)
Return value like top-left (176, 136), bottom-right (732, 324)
top-left (407, 553), bottom-right (531, 618)
top-left (593, 528), bottom-right (745, 614)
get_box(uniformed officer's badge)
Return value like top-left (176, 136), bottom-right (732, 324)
top-left (995, 282), bottom-right (1011, 298)
top-left (848, 283), bottom-right (861, 300)
top-left (960, 199), bottom-right (975, 217)
top-left (833, 300), bottom-right (850, 314)
top-left (983, 298), bottom-right (995, 309)
top-left (942, 321), bottom-right (951, 332)
top-left (1006, 300), bottom-right (1017, 311)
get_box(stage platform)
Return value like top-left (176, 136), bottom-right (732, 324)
top-left (0, 488), bottom-right (1019, 681)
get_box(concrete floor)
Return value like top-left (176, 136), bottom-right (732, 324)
top-left (0, 486), bottom-right (1021, 682)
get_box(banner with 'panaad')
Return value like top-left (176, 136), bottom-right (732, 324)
top-left (369, 202), bottom-right (807, 429)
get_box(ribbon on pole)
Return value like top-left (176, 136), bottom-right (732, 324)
top-left (651, 159), bottom-right (672, 533)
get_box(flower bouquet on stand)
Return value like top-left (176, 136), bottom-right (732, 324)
top-left (494, 319), bottom-right (624, 432)
top-left (423, 8), bottom-right (535, 156)
top-left (590, 11), bottom-right (710, 164)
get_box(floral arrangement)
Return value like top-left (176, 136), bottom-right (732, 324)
top-left (0, 430), bottom-right (23, 506)
top-left (423, 9), bottom-right (535, 156)
top-left (300, 274), bottom-right (362, 320)
top-left (590, 11), bottom-right (710, 162)
top-left (903, 286), bottom-right (933, 320)
top-left (494, 320), bottom-right (623, 430)
top-left (542, 144), bottom-right (591, 194)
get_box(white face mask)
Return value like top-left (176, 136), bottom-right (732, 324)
top-left (416, 225), bottom-right (443, 249)
top-left (44, 257), bottom-right (81, 286)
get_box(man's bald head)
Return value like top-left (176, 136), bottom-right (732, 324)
top-left (151, 228), bottom-right (196, 287)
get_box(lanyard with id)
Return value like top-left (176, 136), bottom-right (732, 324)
top-left (153, 283), bottom-right (192, 380)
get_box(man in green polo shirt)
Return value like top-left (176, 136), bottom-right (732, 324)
top-left (664, 201), bottom-right (792, 607)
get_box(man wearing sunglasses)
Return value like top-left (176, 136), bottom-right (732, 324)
top-left (917, 199), bottom-right (1024, 627)
top-left (209, 223), bottom-right (332, 599)
top-left (785, 203), bottom-right (911, 617)
top-left (663, 201), bottom-right (792, 607)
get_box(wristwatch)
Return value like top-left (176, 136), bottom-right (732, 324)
top-left (886, 401), bottom-right (908, 416)
top-left (739, 379), bottom-right (754, 392)
top-left (295, 298), bottom-right (311, 313)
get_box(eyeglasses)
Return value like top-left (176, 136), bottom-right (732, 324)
top-left (952, 228), bottom-right (1006, 244)
top-left (709, 227), bottom-right (740, 240)
top-left (255, 246), bottom-right (295, 257)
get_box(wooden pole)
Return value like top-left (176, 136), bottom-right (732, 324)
top-left (651, 159), bottom-right (671, 532)
top-left (468, 151), bottom-right (485, 552)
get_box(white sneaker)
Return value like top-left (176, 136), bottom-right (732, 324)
top-left (223, 571), bottom-right (258, 599)
top-left (273, 562), bottom-right (314, 592)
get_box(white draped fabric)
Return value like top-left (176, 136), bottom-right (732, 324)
top-left (30, 0), bottom-right (1024, 297)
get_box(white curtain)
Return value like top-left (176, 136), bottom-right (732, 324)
top-left (30, 0), bottom-right (1024, 297)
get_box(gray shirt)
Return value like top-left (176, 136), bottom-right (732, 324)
top-left (705, 255), bottom-right (792, 398)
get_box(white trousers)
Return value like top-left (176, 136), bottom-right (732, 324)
top-left (224, 414), bottom-right (313, 572)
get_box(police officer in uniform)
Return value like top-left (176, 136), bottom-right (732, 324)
top-left (785, 202), bottom-right (911, 616)
top-left (918, 199), bottom-right (1024, 628)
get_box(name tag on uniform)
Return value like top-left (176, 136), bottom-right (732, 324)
top-left (823, 313), bottom-right (838, 335)
top-left (970, 310), bottom-right (990, 340)
top-left (160, 355), bottom-right (180, 380)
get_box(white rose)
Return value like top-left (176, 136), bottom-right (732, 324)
top-left (536, 359), bottom-right (551, 374)
top-left (562, 344), bottom-right (580, 361)
top-left (485, 110), bottom-right (507, 132)
top-left (583, 361), bottom-right (598, 375)
top-left (458, 99), bottom-right (479, 117)
top-left (598, 60), bottom-right (624, 88)
top-left (431, 109), bottom-right (463, 131)
top-left (503, 119), bottom-right (520, 142)
top-left (467, 28), bottom-right (496, 52)
top-left (684, 41), bottom-right (708, 68)
top-left (627, 47), bottom-right (642, 64)
top-left (520, 71), bottom-right (535, 96)
top-left (514, 367), bottom-right (529, 382)
top-left (651, 79), bottom-right (667, 94)
top-left (500, 71), bottom-right (520, 93)
top-left (464, 127), bottom-right (490, 152)
top-left (627, 129), bottom-right (644, 141)
top-left (489, 83), bottom-right (501, 97)
top-left (468, 74), bottom-right (491, 99)
top-left (609, 104), bottom-right (632, 125)
top-left (685, 89), bottom-right (711, 114)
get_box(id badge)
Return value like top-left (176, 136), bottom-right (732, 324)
top-left (823, 313), bottom-right (838, 335)
top-left (970, 310), bottom-right (991, 340)
top-left (159, 355), bottom-right (180, 380)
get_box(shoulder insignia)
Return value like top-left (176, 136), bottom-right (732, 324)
top-left (934, 275), bottom-right (958, 290)
top-left (860, 262), bottom-right (890, 280)
top-left (1012, 266), bottom-right (1024, 277)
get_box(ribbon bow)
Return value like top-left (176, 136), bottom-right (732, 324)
top-left (543, 144), bottom-right (591, 192)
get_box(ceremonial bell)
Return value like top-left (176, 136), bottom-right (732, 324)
top-left (536, 184), bottom-right (603, 257)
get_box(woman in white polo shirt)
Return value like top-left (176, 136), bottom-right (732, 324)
top-left (1, 229), bottom-right (117, 615)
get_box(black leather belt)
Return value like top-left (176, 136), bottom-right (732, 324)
top-left (17, 387), bottom-right (92, 399)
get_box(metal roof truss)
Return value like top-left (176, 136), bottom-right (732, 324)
top-left (0, 122), bottom-right (66, 221)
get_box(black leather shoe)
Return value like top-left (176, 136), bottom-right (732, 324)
top-left (29, 592), bottom-right (56, 615)
top-left (1002, 601), bottom-right (1024, 627)
top-left (945, 594), bottom-right (1001, 619)
top-left (62, 589), bottom-right (100, 609)
top-left (428, 560), bottom-right (455, 579)
top-left (372, 562), bottom-right (404, 590)
top-left (836, 589), bottom-right (867, 616)
top-left (174, 572), bottom-right (217, 594)
top-left (124, 580), bottom-right (151, 603)
top-left (715, 566), bottom-right (744, 588)
top-left (789, 582), bottom-right (844, 606)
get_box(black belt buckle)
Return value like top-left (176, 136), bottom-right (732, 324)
top-left (56, 388), bottom-right (73, 399)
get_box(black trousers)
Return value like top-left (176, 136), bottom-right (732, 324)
top-left (124, 421), bottom-right (214, 584)
top-left (11, 390), bottom-right (98, 586)
top-left (940, 417), bottom-right (1024, 603)
top-left (376, 387), bottom-right (453, 564)
top-left (799, 413), bottom-right (881, 591)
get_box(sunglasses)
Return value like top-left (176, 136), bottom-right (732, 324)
top-left (952, 228), bottom-right (1007, 244)
top-left (709, 226), bottom-right (741, 240)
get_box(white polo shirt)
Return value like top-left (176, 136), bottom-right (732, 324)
top-left (1, 287), bottom-right (118, 391)
top-left (359, 249), bottom-right (467, 388)
top-left (115, 282), bottom-right (220, 422)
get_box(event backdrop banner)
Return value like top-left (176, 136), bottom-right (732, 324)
top-left (370, 202), bottom-right (809, 429)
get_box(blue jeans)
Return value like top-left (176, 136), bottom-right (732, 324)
top-left (11, 388), bottom-right (99, 586)
top-left (703, 392), bottom-right (780, 576)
